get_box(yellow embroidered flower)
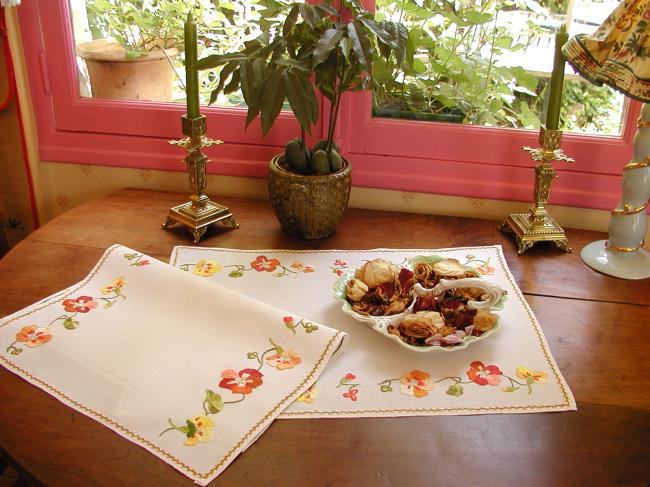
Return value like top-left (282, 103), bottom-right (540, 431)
top-left (101, 276), bottom-right (127, 295)
top-left (296, 385), bottom-right (319, 404)
top-left (184, 415), bottom-right (214, 446)
top-left (193, 259), bottom-right (222, 276)
top-left (516, 367), bottom-right (547, 384)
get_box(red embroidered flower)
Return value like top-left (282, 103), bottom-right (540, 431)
top-left (219, 368), bottom-right (263, 394)
top-left (16, 325), bottom-right (53, 348)
top-left (334, 259), bottom-right (347, 266)
top-left (135, 260), bottom-right (150, 266)
top-left (62, 296), bottom-right (98, 313)
top-left (344, 373), bottom-right (356, 381)
top-left (467, 361), bottom-right (502, 386)
top-left (251, 255), bottom-right (281, 272)
top-left (343, 388), bottom-right (359, 401)
top-left (335, 269), bottom-right (344, 276)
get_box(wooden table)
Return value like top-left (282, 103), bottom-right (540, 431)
top-left (1, 189), bottom-right (648, 486)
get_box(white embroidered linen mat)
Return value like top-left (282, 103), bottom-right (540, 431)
top-left (0, 245), bottom-right (346, 485)
top-left (171, 246), bottom-right (576, 418)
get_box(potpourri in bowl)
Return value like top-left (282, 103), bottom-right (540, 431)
top-left (334, 255), bottom-right (507, 353)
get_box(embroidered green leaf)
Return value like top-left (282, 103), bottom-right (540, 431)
top-left (466, 254), bottom-right (476, 261)
top-left (229, 270), bottom-right (244, 278)
top-left (502, 386), bottom-right (520, 393)
top-left (380, 385), bottom-right (392, 393)
top-left (185, 420), bottom-right (197, 438)
top-left (103, 302), bottom-right (114, 309)
top-left (63, 317), bottom-right (79, 330)
top-left (247, 352), bottom-right (259, 360)
top-left (446, 384), bottom-right (464, 397)
top-left (205, 390), bottom-right (224, 414)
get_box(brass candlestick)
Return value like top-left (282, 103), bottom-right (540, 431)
top-left (499, 126), bottom-right (574, 255)
top-left (162, 115), bottom-right (239, 243)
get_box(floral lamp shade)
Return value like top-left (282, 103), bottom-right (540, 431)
top-left (563, 0), bottom-right (650, 280)
top-left (563, 0), bottom-right (650, 102)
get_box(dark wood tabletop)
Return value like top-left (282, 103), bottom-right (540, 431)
top-left (0, 188), bottom-right (648, 486)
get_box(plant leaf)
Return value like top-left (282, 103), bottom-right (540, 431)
top-left (196, 53), bottom-right (248, 71)
top-left (347, 20), bottom-right (373, 73)
top-left (298, 3), bottom-right (317, 29)
top-left (313, 28), bottom-right (344, 66)
top-left (260, 69), bottom-right (286, 136)
top-left (209, 61), bottom-right (238, 105)
top-left (284, 70), bottom-right (318, 132)
top-left (283, 4), bottom-right (299, 37)
top-left (223, 70), bottom-right (241, 95)
top-left (314, 51), bottom-right (337, 102)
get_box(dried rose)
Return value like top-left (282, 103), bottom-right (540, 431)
top-left (432, 258), bottom-right (468, 278)
top-left (473, 309), bottom-right (497, 332)
top-left (354, 259), bottom-right (398, 288)
top-left (413, 263), bottom-right (434, 283)
top-left (385, 298), bottom-right (408, 315)
top-left (345, 278), bottom-right (369, 302)
top-left (399, 311), bottom-right (444, 338)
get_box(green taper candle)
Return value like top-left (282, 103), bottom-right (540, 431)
top-left (184, 11), bottom-right (200, 119)
top-left (545, 25), bottom-right (569, 130)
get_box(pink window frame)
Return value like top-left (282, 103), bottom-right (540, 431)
top-left (19, 0), bottom-right (641, 210)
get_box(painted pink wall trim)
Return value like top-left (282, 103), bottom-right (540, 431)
top-left (18, 0), bottom-right (643, 212)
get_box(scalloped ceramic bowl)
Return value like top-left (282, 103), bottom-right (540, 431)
top-left (333, 256), bottom-right (507, 353)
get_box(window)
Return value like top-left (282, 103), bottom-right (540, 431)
top-left (18, 0), bottom-right (640, 210)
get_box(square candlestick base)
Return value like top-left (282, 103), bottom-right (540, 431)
top-left (162, 196), bottom-right (239, 244)
top-left (499, 212), bottom-right (571, 255)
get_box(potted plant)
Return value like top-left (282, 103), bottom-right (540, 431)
top-left (77, 0), bottom-right (189, 101)
top-left (201, 0), bottom-right (411, 239)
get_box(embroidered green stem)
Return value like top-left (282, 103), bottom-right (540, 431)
top-left (285, 318), bottom-right (318, 334)
top-left (5, 340), bottom-right (21, 355)
top-left (378, 378), bottom-right (401, 392)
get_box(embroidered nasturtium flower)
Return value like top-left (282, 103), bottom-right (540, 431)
top-left (134, 259), bottom-right (150, 267)
top-left (251, 255), bottom-right (281, 272)
top-left (475, 264), bottom-right (495, 275)
top-left (343, 388), bottom-right (359, 401)
top-left (184, 415), bottom-right (214, 446)
top-left (399, 370), bottom-right (434, 398)
top-left (62, 296), bottom-right (98, 313)
top-left (297, 385), bottom-right (319, 404)
top-left (516, 367), bottom-right (548, 384)
top-left (265, 349), bottom-right (302, 370)
top-left (193, 259), bottom-right (222, 277)
top-left (291, 261), bottom-right (315, 273)
top-left (467, 361), bottom-right (503, 386)
top-left (283, 316), bottom-right (294, 329)
top-left (101, 276), bottom-right (126, 295)
top-left (334, 259), bottom-right (347, 267)
top-left (16, 325), bottom-right (53, 348)
top-left (219, 368), bottom-right (264, 395)
top-left (334, 269), bottom-right (344, 276)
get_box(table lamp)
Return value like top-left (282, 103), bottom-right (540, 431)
top-left (563, 0), bottom-right (650, 279)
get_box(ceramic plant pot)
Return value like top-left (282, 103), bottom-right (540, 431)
top-left (268, 154), bottom-right (352, 239)
top-left (77, 39), bottom-right (178, 102)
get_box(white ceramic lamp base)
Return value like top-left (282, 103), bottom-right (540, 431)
top-left (581, 240), bottom-right (650, 279)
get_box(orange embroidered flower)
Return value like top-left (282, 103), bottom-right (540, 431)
top-left (101, 276), bottom-right (126, 295)
top-left (296, 385), bottom-right (319, 404)
top-left (290, 261), bottom-right (315, 273)
top-left (251, 255), bottom-right (281, 272)
top-left (184, 415), bottom-right (214, 446)
top-left (516, 367), bottom-right (548, 384)
top-left (475, 264), bottom-right (495, 275)
top-left (399, 370), bottom-right (434, 398)
top-left (16, 325), bottom-right (53, 348)
top-left (265, 349), bottom-right (302, 370)
top-left (219, 368), bottom-right (264, 394)
top-left (467, 361), bottom-right (502, 386)
top-left (193, 259), bottom-right (222, 276)
top-left (62, 296), bottom-right (98, 313)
